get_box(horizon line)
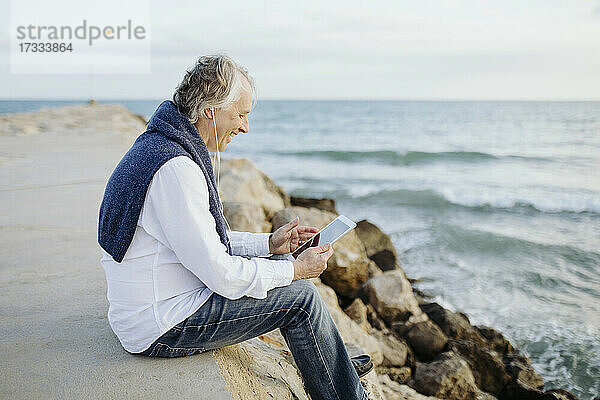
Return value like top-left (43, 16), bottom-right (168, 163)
top-left (2, 97), bottom-right (600, 102)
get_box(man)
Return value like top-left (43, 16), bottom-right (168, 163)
top-left (98, 54), bottom-right (370, 400)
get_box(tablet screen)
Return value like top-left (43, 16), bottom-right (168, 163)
top-left (291, 217), bottom-right (354, 259)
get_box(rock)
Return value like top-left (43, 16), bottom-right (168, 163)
top-left (476, 325), bottom-right (514, 354)
top-left (344, 298), bottom-right (370, 331)
top-left (545, 388), bottom-right (579, 400)
top-left (213, 332), bottom-right (309, 400)
top-left (412, 352), bottom-right (479, 400)
top-left (445, 339), bottom-right (511, 396)
top-left (222, 201), bottom-right (271, 232)
top-left (503, 352), bottom-right (545, 390)
top-left (477, 390), bottom-right (498, 400)
top-left (366, 258), bottom-right (384, 278)
top-left (378, 374), bottom-right (442, 400)
top-left (420, 302), bottom-right (487, 346)
top-left (290, 196), bottom-right (337, 213)
top-left (401, 320), bottom-right (448, 362)
top-left (360, 270), bottom-right (423, 325)
top-left (412, 287), bottom-right (435, 305)
top-left (272, 207), bottom-right (370, 298)
top-left (360, 371), bottom-right (387, 400)
top-left (366, 303), bottom-right (388, 331)
top-left (355, 219), bottom-right (401, 271)
top-left (372, 330), bottom-right (410, 367)
top-left (315, 281), bottom-right (383, 366)
top-left (500, 380), bottom-right (550, 400)
top-left (500, 352), bottom-right (547, 400)
top-left (219, 158), bottom-right (290, 219)
top-left (376, 366), bottom-right (412, 384)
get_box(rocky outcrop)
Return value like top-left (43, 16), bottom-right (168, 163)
top-left (213, 332), bottom-right (309, 400)
top-left (378, 375), bottom-right (442, 400)
top-left (219, 158), bottom-right (290, 220)
top-left (374, 331), bottom-right (411, 368)
top-left (290, 196), bottom-right (337, 213)
top-left (476, 325), bottom-right (514, 354)
top-left (412, 352), bottom-right (480, 400)
top-left (209, 157), bottom-right (578, 400)
top-left (376, 366), bottom-right (412, 384)
top-left (446, 339), bottom-right (511, 396)
top-left (355, 219), bottom-right (401, 271)
top-left (420, 302), bottom-right (487, 346)
top-left (360, 270), bottom-right (423, 325)
top-left (272, 206), bottom-right (372, 298)
top-left (344, 297), bottom-right (370, 330)
top-left (398, 320), bottom-right (448, 362)
top-left (223, 201), bottom-right (271, 232)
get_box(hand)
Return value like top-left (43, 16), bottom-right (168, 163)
top-left (292, 243), bottom-right (334, 280)
top-left (268, 217), bottom-right (319, 255)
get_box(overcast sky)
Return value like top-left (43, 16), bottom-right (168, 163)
top-left (1, 0), bottom-right (599, 100)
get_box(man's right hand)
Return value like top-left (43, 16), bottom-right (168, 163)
top-left (292, 243), bottom-right (334, 281)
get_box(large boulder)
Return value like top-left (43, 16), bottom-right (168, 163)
top-left (500, 352), bottom-right (546, 400)
top-left (355, 219), bottom-right (401, 271)
top-left (223, 201), bottom-right (271, 232)
top-left (366, 303), bottom-right (388, 331)
top-left (420, 302), bottom-right (487, 347)
top-left (446, 339), bottom-right (511, 396)
top-left (371, 329), bottom-right (410, 367)
top-left (377, 374), bottom-right (442, 400)
top-left (344, 298), bottom-right (370, 331)
top-left (360, 270), bottom-right (423, 325)
top-left (400, 320), bottom-right (448, 362)
top-left (272, 207), bottom-right (370, 298)
top-left (218, 158), bottom-right (290, 219)
top-left (545, 389), bottom-right (579, 400)
top-left (213, 332), bottom-right (309, 399)
top-left (290, 196), bottom-right (337, 213)
top-left (412, 352), bottom-right (479, 400)
top-left (476, 325), bottom-right (514, 354)
top-left (477, 390), bottom-right (499, 400)
top-left (503, 352), bottom-right (545, 390)
top-left (376, 366), bottom-right (412, 384)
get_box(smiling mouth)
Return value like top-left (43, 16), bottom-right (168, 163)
top-left (229, 131), bottom-right (237, 138)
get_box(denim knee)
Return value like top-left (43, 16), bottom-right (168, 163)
top-left (287, 279), bottom-right (327, 320)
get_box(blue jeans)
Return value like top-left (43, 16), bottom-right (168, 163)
top-left (139, 279), bottom-right (366, 400)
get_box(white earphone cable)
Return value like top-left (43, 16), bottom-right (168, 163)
top-left (211, 108), bottom-right (232, 232)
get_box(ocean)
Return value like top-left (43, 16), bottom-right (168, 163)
top-left (2, 99), bottom-right (599, 398)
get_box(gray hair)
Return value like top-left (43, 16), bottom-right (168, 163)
top-left (173, 54), bottom-right (255, 124)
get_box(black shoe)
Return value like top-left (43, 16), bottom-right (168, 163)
top-left (351, 354), bottom-right (373, 378)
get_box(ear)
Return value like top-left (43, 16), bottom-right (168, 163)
top-left (203, 108), bottom-right (214, 119)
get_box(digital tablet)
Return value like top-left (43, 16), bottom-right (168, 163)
top-left (288, 215), bottom-right (357, 260)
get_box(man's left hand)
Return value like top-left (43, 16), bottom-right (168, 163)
top-left (269, 217), bottom-right (319, 254)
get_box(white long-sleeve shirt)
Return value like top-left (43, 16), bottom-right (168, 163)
top-left (100, 156), bottom-right (294, 353)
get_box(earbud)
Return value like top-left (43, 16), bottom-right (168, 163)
top-left (210, 107), bottom-right (215, 119)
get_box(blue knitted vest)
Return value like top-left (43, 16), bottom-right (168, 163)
top-left (98, 100), bottom-right (231, 263)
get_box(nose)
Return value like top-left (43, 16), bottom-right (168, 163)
top-left (239, 116), bottom-right (249, 134)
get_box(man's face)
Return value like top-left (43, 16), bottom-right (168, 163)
top-left (212, 88), bottom-right (252, 152)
